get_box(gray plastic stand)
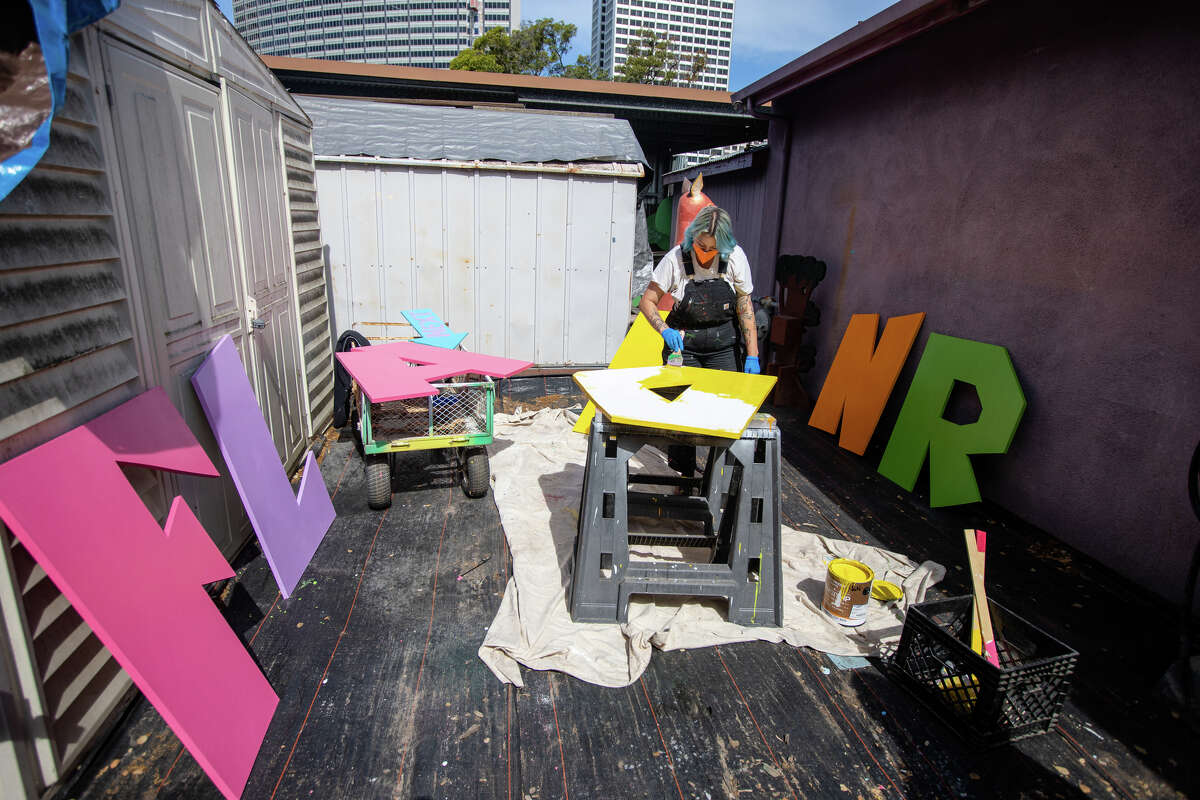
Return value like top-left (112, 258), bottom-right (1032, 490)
top-left (569, 412), bottom-right (783, 627)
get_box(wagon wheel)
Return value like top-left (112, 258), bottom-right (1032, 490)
top-left (366, 453), bottom-right (392, 510)
top-left (461, 446), bottom-right (490, 499)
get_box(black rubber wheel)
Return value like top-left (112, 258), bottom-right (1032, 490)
top-left (462, 447), bottom-right (490, 499)
top-left (366, 453), bottom-right (392, 509)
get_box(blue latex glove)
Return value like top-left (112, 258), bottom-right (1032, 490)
top-left (744, 356), bottom-right (761, 374)
top-left (661, 328), bottom-right (684, 353)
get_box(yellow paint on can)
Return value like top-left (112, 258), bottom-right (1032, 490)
top-left (822, 558), bottom-right (875, 627)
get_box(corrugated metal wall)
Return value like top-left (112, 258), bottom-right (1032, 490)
top-left (0, 34), bottom-right (143, 791)
top-left (317, 158), bottom-right (641, 366)
top-left (282, 121), bottom-right (334, 433)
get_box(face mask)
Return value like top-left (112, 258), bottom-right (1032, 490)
top-left (692, 242), bottom-right (717, 268)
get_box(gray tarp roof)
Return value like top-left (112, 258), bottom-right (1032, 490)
top-left (297, 95), bottom-right (648, 166)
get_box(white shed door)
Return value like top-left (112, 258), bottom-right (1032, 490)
top-left (227, 91), bottom-right (305, 465)
top-left (101, 40), bottom-right (249, 553)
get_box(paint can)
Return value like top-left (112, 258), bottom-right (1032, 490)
top-left (822, 558), bottom-right (875, 627)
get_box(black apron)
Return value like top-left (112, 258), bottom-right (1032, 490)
top-left (663, 249), bottom-right (738, 365)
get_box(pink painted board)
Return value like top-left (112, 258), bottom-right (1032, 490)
top-left (336, 341), bottom-right (532, 403)
top-left (192, 335), bottom-right (336, 599)
top-left (0, 388), bottom-right (278, 800)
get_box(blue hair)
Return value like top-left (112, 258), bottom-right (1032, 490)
top-left (682, 205), bottom-right (737, 259)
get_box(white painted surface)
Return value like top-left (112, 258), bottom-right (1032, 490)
top-left (319, 159), bottom-right (639, 366)
top-left (102, 0), bottom-right (213, 71)
top-left (102, 40), bottom-right (251, 554)
top-left (227, 89), bottom-right (306, 465)
top-left (574, 366), bottom-right (771, 438)
top-left (103, 0), bottom-right (306, 122)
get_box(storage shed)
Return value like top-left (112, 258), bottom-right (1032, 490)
top-left (303, 96), bottom-right (647, 366)
top-left (0, 1), bottom-right (331, 795)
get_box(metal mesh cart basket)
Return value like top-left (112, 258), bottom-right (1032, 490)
top-left (355, 373), bottom-right (495, 509)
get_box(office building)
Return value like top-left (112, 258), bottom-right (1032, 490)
top-left (590, 0), bottom-right (734, 90)
top-left (234, 0), bottom-right (520, 68)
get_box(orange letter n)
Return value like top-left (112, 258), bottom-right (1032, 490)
top-left (808, 312), bottom-right (925, 455)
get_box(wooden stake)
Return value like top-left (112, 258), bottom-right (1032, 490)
top-left (964, 529), bottom-right (1001, 667)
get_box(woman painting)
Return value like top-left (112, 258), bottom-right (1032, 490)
top-left (637, 204), bottom-right (760, 477)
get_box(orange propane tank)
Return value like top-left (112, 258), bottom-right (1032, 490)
top-left (674, 172), bottom-right (713, 246)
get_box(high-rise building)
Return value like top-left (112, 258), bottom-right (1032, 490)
top-left (234, 0), bottom-right (520, 69)
top-left (590, 0), bottom-right (734, 90)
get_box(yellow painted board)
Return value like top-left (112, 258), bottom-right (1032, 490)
top-left (573, 365), bottom-right (777, 439)
top-left (574, 311), bottom-right (671, 434)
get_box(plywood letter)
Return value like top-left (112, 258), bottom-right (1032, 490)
top-left (877, 333), bottom-right (1026, 507)
top-left (337, 341), bottom-right (532, 403)
top-left (574, 310), bottom-right (670, 434)
top-left (402, 308), bottom-right (468, 349)
top-left (0, 388), bottom-right (278, 800)
top-left (574, 365), bottom-right (776, 439)
top-left (192, 335), bottom-right (336, 598)
top-left (808, 312), bottom-right (925, 454)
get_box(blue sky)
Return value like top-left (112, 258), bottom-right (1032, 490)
top-left (217, 0), bottom-right (896, 92)
top-left (520, 0), bottom-right (896, 90)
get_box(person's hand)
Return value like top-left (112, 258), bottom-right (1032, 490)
top-left (661, 328), bottom-right (684, 352)
top-left (744, 356), bottom-right (761, 374)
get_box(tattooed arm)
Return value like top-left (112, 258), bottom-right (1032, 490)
top-left (736, 293), bottom-right (758, 358)
top-left (639, 283), bottom-right (670, 333)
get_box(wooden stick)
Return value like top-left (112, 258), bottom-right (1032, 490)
top-left (964, 529), bottom-right (1001, 666)
top-left (967, 528), bottom-right (984, 656)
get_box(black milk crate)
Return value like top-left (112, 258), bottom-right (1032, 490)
top-left (887, 595), bottom-right (1078, 747)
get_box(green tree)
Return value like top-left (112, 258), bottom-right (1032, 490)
top-left (682, 46), bottom-right (709, 87)
top-left (618, 29), bottom-right (709, 87)
top-left (618, 29), bottom-right (676, 85)
top-left (450, 26), bottom-right (517, 73)
top-left (562, 54), bottom-right (605, 81)
top-left (451, 18), bottom-right (590, 78)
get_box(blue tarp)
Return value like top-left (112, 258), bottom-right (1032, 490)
top-left (0, 0), bottom-right (120, 203)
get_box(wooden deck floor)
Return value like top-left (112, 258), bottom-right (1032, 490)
top-left (59, 377), bottom-right (1197, 799)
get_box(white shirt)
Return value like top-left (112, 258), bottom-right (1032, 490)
top-left (650, 244), bottom-right (754, 301)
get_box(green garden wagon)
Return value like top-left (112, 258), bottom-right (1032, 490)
top-left (353, 372), bottom-right (495, 509)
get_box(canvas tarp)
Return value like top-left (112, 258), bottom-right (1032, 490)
top-left (478, 408), bottom-right (945, 688)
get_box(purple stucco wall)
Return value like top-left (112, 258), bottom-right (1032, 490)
top-left (665, 155), bottom-right (772, 293)
top-left (773, 2), bottom-right (1200, 599)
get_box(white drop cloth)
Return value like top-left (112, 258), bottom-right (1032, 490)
top-left (478, 408), bottom-right (944, 688)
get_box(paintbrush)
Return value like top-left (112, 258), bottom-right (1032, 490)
top-left (457, 556), bottom-right (491, 581)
